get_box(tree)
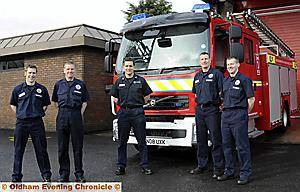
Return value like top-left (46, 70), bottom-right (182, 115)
top-left (123, 0), bottom-right (172, 22)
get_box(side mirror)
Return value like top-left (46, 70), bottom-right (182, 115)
top-left (104, 55), bottom-right (113, 73)
top-left (105, 41), bottom-right (114, 53)
top-left (229, 25), bottom-right (242, 39)
top-left (158, 38), bottom-right (172, 48)
top-left (230, 43), bottom-right (244, 62)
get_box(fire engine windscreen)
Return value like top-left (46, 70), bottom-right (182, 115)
top-left (116, 23), bottom-right (209, 74)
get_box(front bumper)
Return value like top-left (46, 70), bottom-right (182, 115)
top-left (112, 117), bottom-right (196, 147)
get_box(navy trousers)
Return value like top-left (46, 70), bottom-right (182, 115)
top-left (56, 109), bottom-right (84, 179)
top-left (196, 105), bottom-right (224, 173)
top-left (221, 109), bottom-right (251, 180)
top-left (12, 118), bottom-right (51, 180)
top-left (117, 107), bottom-right (148, 168)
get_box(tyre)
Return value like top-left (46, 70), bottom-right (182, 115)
top-left (278, 103), bottom-right (291, 133)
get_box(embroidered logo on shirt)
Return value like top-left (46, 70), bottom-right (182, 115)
top-left (232, 86), bottom-right (240, 90)
top-left (119, 84), bottom-right (125, 87)
top-left (235, 80), bottom-right (240, 85)
top-left (206, 79), bottom-right (213, 82)
top-left (75, 84), bottom-right (81, 90)
top-left (35, 94), bottom-right (42, 97)
top-left (208, 74), bottom-right (214, 78)
top-left (18, 92), bottom-right (25, 98)
top-left (36, 88), bottom-right (42, 93)
top-left (133, 81), bottom-right (141, 84)
top-left (74, 90), bottom-right (82, 94)
top-left (195, 79), bottom-right (200, 84)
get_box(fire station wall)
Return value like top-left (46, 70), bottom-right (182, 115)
top-left (0, 67), bottom-right (24, 130)
top-left (82, 47), bottom-right (114, 132)
top-left (0, 46), bottom-right (113, 132)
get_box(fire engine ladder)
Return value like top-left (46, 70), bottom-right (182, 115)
top-left (230, 9), bottom-right (295, 58)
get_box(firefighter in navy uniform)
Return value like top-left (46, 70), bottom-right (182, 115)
top-left (217, 57), bottom-right (255, 185)
top-left (110, 57), bottom-right (153, 175)
top-left (190, 52), bottom-right (224, 178)
top-left (52, 62), bottom-right (89, 182)
top-left (10, 65), bottom-right (51, 182)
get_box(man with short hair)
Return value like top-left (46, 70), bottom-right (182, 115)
top-left (190, 52), bottom-right (224, 178)
top-left (10, 65), bottom-right (52, 182)
top-left (52, 62), bottom-right (89, 182)
top-left (217, 57), bottom-right (255, 185)
top-left (110, 57), bottom-right (153, 175)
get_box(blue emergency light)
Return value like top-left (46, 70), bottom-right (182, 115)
top-left (192, 3), bottom-right (211, 12)
top-left (130, 13), bottom-right (151, 22)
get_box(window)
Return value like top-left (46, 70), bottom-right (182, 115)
top-left (0, 59), bottom-right (24, 71)
top-left (8, 60), bottom-right (24, 69)
top-left (244, 38), bottom-right (254, 64)
top-left (0, 61), bottom-right (7, 70)
top-left (214, 28), bottom-right (229, 71)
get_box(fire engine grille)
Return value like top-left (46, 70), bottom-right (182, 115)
top-left (146, 129), bottom-right (186, 138)
top-left (145, 96), bottom-right (189, 110)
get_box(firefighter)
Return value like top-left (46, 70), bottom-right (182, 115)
top-left (217, 57), bottom-right (255, 185)
top-left (52, 61), bottom-right (89, 182)
top-left (190, 52), bottom-right (224, 178)
top-left (10, 65), bottom-right (52, 182)
top-left (110, 57), bottom-right (153, 175)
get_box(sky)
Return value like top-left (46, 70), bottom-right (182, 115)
top-left (0, 0), bottom-right (204, 39)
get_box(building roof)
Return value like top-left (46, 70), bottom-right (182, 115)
top-left (0, 24), bottom-right (121, 57)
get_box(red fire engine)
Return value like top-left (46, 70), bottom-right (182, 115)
top-left (105, 4), bottom-right (298, 148)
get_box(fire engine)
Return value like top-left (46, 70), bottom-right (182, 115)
top-left (105, 4), bottom-right (298, 148)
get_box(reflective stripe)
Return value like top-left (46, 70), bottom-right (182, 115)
top-left (147, 78), bottom-right (193, 92)
top-left (253, 80), bottom-right (262, 86)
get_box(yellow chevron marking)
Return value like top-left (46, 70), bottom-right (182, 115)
top-left (148, 79), bottom-right (193, 91)
top-left (155, 81), bottom-right (169, 91)
top-left (185, 79), bottom-right (193, 88)
top-left (169, 79), bottom-right (183, 90)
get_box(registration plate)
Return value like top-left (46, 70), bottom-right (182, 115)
top-left (146, 138), bottom-right (167, 145)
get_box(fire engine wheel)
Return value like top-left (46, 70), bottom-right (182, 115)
top-left (278, 103), bottom-right (291, 133)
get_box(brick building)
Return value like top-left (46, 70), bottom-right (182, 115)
top-left (0, 24), bottom-right (120, 132)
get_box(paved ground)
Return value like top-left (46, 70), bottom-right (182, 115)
top-left (1, 119), bottom-right (300, 192)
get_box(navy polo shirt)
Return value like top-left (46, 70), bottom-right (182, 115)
top-left (10, 82), bottom-right (51, 119)
top-left (223, 72), bottom-right (254, 110)
top-left (52, 78), bottom-right (90, 109)
top-left (110, 74), bottom-right (153, 108)
top-left (192, 67), bottom-right (224, 105)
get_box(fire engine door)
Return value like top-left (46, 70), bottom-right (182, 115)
top-left (213, 27), bottom-right (229, 73)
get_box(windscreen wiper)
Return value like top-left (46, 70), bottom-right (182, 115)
top-left (160, 65), bottom-right (200, 74)
top-left (135, 68), bottom-right (161, 75)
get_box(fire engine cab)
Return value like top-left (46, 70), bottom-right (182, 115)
top-left (105, 4), bottom-right (298, 148)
